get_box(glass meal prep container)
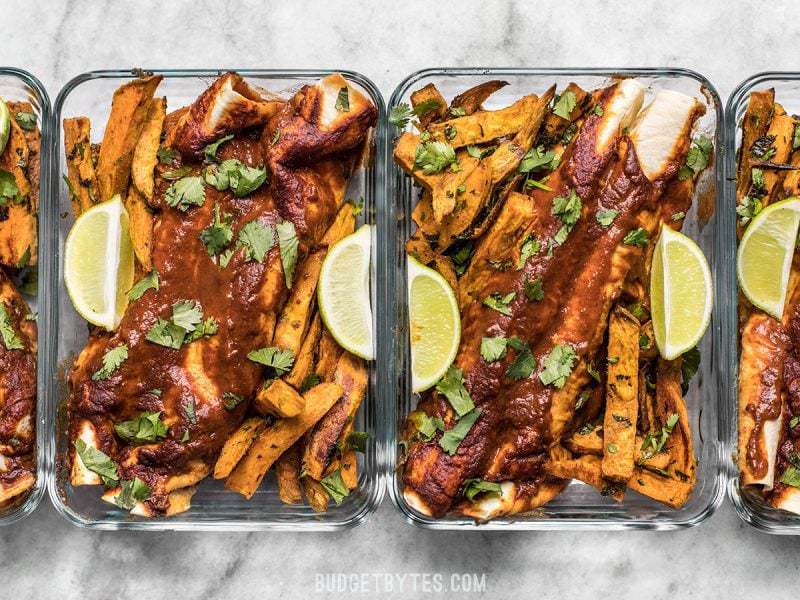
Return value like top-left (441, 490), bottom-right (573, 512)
top-left (0, 67), bottom-right (50, 527)
top-left (43, 68), bottom-right (389, 531)
top-left (387, 67), bottom-right (726, 530)
top-left (725, 72), bottom-right (800, 534)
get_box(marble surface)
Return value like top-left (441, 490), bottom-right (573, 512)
top-left (3, 0), bottom-right (800, 598)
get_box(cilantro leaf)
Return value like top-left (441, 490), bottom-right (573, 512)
top-left (114, 477), bottom-right (151, 510)
top-left (480, 336), bottom-right (508, 363)
top-left (114, 411), bottom-right (168, 443)
top-left (623, 228), bottom-right (649, 247)
top-left (435, 366), bottom-right (475, 417)
top-left (205, 159), bottom-right (267, 197)
top-left (781, 466), bottom-right (800, 488)
top-left (146, 317), bottom-right (186, 349)
top-left (238, 220), bottom-right (274, 263)
top-left (462, 479), bottom-right (502, 502)
top-left (299, 372), bottom-right (321, 393)
top-left (539, 344), bottom-right (577, 388)
top-left (344, 431), bottom-right (369, 453)
top-left (523, 277), bottom-right (544, 302)
top-left (199, 205), bottom-right (234, 256)
top-left (172, 300), bottom-right (203, 332)
top-left (518, 145), bottom-right (559, 174)
top-left (92, 345), bottom-right (129, 380)
top-left (222, 392), bottom-right (245, 411)
top-left (389, 103), bottom-right (413, 129)
top-left (553, 90), bottom-right (577, 120)
top-left (277, 221), bottom-right (299, 288)
top-left (413, 99), bottom-right (442, 117)
top-left (680, 346), bottom-right (701, 394)
top-left (505, 338), bottom-right (536, 380)
top-left (184, 397), bottom-right (197, 425)
top-left (74, 439), bottom-right (119, 486)
top-left (552, 189), bottom-right (582, 245)
top-left (203, 134), bottom-right (234, 162)
top-left (639, 413), bottom-right (679, 461)
top-left (248, 346), bottom-right (295, 375)
top-left (678, 135), bottom-right (713, 181)
top-left (335, 87), bottom-right (350, 112)
top-left (736, 196), bottom-right (762, 225)
top-left (14, 111), bottom-right (36, 131)
top-left (127, 269), bottom-right (159, 301)
top-left (414, 140), bottom-right (458, 175)
top-left (517, 234), bottom-right (540, 269)
top-left (596, 209), bottom-right (618, 228)
top-left (409, 410), bottom-right (445, 441)
top-left (0, 304), bottom-right (24, 351)
top-left (157, 146), bottom-right (179, 165)
top-left (482, 291), bottom-right (515, 316)
top-left (0, 169), bottom-right (20, 203)
top-left (439, 408), bottom-right (481, 455)
top-left (165, 176), bottom-right (205, 211)
top-left (750, 167), bottom-right (766, 194)
top-left (320, 469), bottom-right (350, 505)
top-left (161, 166), bottom-right (192, 180)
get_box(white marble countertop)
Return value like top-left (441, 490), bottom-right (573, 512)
top-left (4, 0), bottom-right (800, 598)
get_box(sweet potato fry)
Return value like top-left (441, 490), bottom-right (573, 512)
top-left (736, 89), bottom-right (774, 200)
top-left (276, 443), bottom-right (303, 504)
top-left (428, 94), bottom-right (538, 148)
top-left (272, 249), bottom-right (325, 356)
top-left (302, 476), bottom-right (330, 512)
top-left (7, 101), bottom-right (40, 212)
top-left (546, 445), bottom-right (624, 502)
top-left (411, 83), bottom-right (447, 129)
top-left (321, 201), bottom-right (356, 247)
top-left (449, 80), bottom-right (508, 116)
top-left (212, 417), bottom-right (267, 479)
top-left (125, 185), bottom-right (154, 271)
top-left (132, 96), bottom-right (166, 200)
top-left (96, 75), bottom-right (162, 201)
top-left (340, 450), bottom-right (358, 490)
top-left (284, 313), bottom-right (322, 389)
top-left (316, 329), bottom-right (344, 382)
top-left (601, 306), bottom-right (640, 483)
top-left (253, 379), bottom-right (305, 418)
top-left (0, 118), bottom-right (35, 267)
top-left (302, 352), bottom-right (367, 480)
top-left (225, 383), bottom-right (342, 499)
top-left (63, 116), bottom-right (99, 216)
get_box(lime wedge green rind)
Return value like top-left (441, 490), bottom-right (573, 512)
top-left (318, 224), bottom-right (374, 360)
top-left (737, 197), bottom-right (800, 320)
top-left (651, 226), bottom-right (713, 361)
top-left (407, 256), bottom-right (461, 393)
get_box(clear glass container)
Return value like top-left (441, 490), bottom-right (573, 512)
top-left (44, 69), bottom-right (388, 530)
top-left (387, 68), bottom-right (726, 530)
top-left (725, 72), bottom-right (800, 534)
top-left (0, 67), bottom-right (49, 527)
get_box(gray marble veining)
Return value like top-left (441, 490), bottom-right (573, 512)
top-left (3, 0), bottom-right (800, 598)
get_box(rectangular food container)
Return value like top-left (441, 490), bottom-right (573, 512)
top-left (725, 72), bottom-right (800, 534)
top-left (0, 67), bottom-right (49, 527)
top-left (44, 68), bottom-right (388, 531)
top-left (387, 68), bottom-right (726, 530)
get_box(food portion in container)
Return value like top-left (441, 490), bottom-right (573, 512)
top-left (62, 72), bottom-right (377, 517)
top-left (0, 96), bottom-right (40, 511)
top-left (393, 78), bottom-right (713, 520)
top-left (735, 88), bottom-right (800, 515)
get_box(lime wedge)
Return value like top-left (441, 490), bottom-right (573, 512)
top-left (407, 256), bottom-right (461, 392)
top-left (64, 194), bottom-right (135, 331)
top-left (318, 224), bottom-right (374, 360)
top-left (650, 226), bottom-right (713, 360)
top-left (737, 197), bottom-right (800, 320)
top-left (0, 98), bottom-right (10, 155)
